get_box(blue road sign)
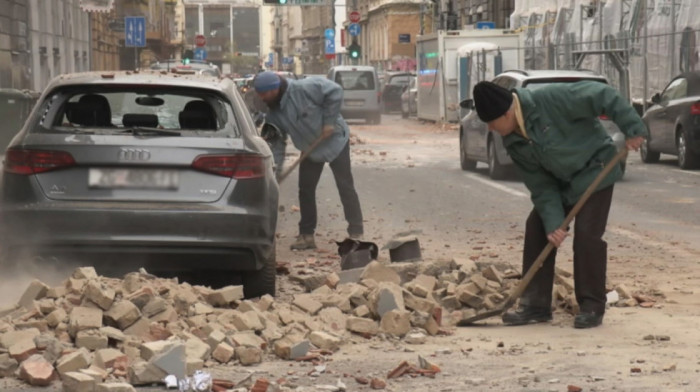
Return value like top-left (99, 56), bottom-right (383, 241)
top-left (476, 21), bottom-right (496, 30)
top-left (348, 23), bottom-right (361, 37)
top-left (125, 17), bottom-right (146, 47)
top-left (324, 38), bottom-right (335, 54)
top-left (324, 28), bottom-right (335, 39)
top-left (194, 47), bottom-right (207, 61)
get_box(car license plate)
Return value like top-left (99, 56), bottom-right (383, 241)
top-left (88, 168), bottom-right (179, 189)
top-left (345, 100), bottom-right (364, 107)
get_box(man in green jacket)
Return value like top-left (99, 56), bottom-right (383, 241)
top-left (472, 80), bottom-right (646, 328)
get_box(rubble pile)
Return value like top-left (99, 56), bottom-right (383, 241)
top-left (0, 259), bottom-right (654, 391)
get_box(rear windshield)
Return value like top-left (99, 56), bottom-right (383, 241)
top-left (523, 77), bottom-right (607, 90)
top-left (334, 71), bottom-right (376, 91)
top-left (32, 86), bottom-right (240, 137)
top-left (388, 75), bottom-right (412, 85)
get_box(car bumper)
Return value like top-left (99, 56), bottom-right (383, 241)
top-left (0, 202), bottom-right (276, 274)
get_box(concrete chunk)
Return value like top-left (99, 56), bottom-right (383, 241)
top-left (73, 267), bottom-right (98, 280)
top-left (19, 279), bottom-right (50, 310)
top-left (76, 330), bottom-right (108, 350)
top-left (127, 359), bottom-right (167, 386)
top-left (317, 307), bottom-right (348, 336)
top-left (9, 338), bottom-right (38, 362)
top-left (482, 266), bottom-right (503, 285)
top-left (1, 328), bottom-right (41, 350)
top-left (273, 334), bottom-right (309, 360)
top-left (346, 317), bottom-right (379, 335)
top-left (235, 346), bottom-right (263, 365)
top-left (456, 285), bottom-right (483, 309)
top-left (360, 261), bottom-right (401, 285)
top-left (150, 343), bottom-right (186, 379)
top-left (96, 383), bottom-right (137, 392)
top-left (46, 308), bottom-right (67, 328)
top-left (229, 332), bottom-right (266, 349)
top-left (0, 353), bottom-right (19, 377)
top-left (63, 371), bottom-right (96, 392)
top-left (369, 282), bottom-right (405, 318)
top-left (292, 294), bottom-right (323, 315)
top-left (19, 354), bottom-right (56, 386)
top-left (141, 298), bottom-right (168, 318)
top-left (94, 348), bottom-right (127, 370)
top-left (380, 309), bottom-right (411, 337)
top-left (85, 281), bottom-right (116, 310)
top-left (184, 335), bottom-right (211, 361)
top-left (207, 286), bottom-right (244, 307)
top-left (104, 301), bottom-right (141, 330)
top-left (56, 349), bottom-right (91, 376)
top-left (309, 331), bottom-right (342, 352)
top-left (212, 342), bottom-right (234, 363)
top-left (140, 340), bottom-right (175, 361)
top-left (231, 310), bottom-right (264, 331)
top-left (100, 326), bottom-right (126, 342)
top-left (69, 307), bottom-right (103, 337)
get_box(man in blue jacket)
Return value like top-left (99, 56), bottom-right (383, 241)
top-left (472, 80), bottom-right (646, 328)
top-left (254, 71), bottom-right (364, 250)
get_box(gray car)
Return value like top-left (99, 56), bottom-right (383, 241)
top-left (0, 71), bottom-right (278, 298)
top-left (459, 70), bottom-right (628, 180)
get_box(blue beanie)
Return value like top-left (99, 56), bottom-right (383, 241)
top-left (254, 71), bottom-right (281, 92)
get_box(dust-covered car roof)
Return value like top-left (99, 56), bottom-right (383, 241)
top-left (44, 70), bottom-right (233, 93)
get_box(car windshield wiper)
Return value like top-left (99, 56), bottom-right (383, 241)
top-left (120, 127), bottom-right (181, 136)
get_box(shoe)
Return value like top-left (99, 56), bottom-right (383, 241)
top-left (502, 306), bottom-right (552, 326)
top-left (290, 234), bottom-right (316, 250)
top-left (574, 312), bottom-right (604, 329)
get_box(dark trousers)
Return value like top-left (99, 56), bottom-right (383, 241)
top-left (298, 141), bottom-right (363, 236)
top-left (520, 186), bottom-right (614, 314)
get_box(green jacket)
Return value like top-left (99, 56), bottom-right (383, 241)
top-left (503, 81), bottom-right (647, 234)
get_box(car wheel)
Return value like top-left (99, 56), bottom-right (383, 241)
top-left (460, 133), bottom-right (477, 171)
top-left (640, 132), bottom-right (660, 163)
top-left (488, 139), bottom-right (507, 180)
top-left (243, 241), bottom-right (277, 298)
top-left (677, 129), bottom-right (700, 169)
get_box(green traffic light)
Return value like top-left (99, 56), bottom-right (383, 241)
top-left (280, 0), bottom-right (287, 3)
top-left (182, 58), bottom-right (190, 65)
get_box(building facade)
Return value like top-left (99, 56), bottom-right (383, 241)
top-left (0, 0), bottom-right (31, 89)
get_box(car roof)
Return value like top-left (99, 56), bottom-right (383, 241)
top-left (331, 65), bottom-right (376, 71)
top-left (498, 69), bottom-right (606, 81)
top-left (42, 70), bottom-right (233, 94)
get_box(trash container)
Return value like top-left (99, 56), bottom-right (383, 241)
top-left (0, 88), bottom-right (39, 152)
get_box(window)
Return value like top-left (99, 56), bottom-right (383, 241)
top-left (335, 71), bottom-right (375, 90)
top-left (33, 87), bottom-right (240, 137)
top-left (661, 78), bottom-right (687, 101)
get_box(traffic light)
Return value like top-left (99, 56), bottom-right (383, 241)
top-left (263, 0), bottom-right (288, 4)
top-left (182, 49), bottom-right (193, 65)
top-left (182, 57), bottom-right (190, 65)
top-left (348, 42), bottom-right (361, 60)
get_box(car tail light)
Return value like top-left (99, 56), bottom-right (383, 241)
top-left (690, 102), bottom-right (700, 115)
top-left (599, 114), bottom-right (609, 120)
top-left (192, 154), bottom-right (264, 179)
top-left (3, 148), bottom-right (76, 175)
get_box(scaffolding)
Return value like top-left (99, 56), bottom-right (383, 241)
top-left (509, 0), bottom-right (696, 112)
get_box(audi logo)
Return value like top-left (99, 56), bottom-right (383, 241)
top-left (118, 148), bottom-right (151, 161)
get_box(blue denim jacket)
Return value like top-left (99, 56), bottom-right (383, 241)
top-left (264, 78), bottom-right (350, 163)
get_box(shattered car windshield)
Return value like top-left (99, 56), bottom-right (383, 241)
top-left (34, 87), bottom-right (240, 137)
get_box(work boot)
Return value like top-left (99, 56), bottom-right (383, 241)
top-left (574, 312), bottom-right (604, 329)
top-left (502, 306), bottom-right (552, 326)
top-left (290, 234), bottom-right (316, 250)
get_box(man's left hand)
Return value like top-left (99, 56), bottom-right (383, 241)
top-left (547, 228), bottom-right (568, 248)
top-left (321, 125), bottom-right (334, 139)
top-left (626, 136), bottom-right (644, 151)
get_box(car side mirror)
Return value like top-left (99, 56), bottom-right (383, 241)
top-left (651, 93), bottom-right (661, 104)
top-left (460, 99), bottom-right (474, 110)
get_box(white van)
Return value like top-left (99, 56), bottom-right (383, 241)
top-left (327, 65), bottom-right (382, 124)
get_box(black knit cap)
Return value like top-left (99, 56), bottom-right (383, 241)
top-left (473, 81), bottom-right (514, 122)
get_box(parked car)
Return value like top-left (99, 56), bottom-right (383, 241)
top-left (0, 71), bottom-right (278, 298)
top-left (328, 65), bottom-right (382, 124)
top-left (640, 71), bottom-right (700, 169)
top-left (400, 76), bottom-right (418, 118)
top-left (459, 69), bottom-right (629, 179)
top-left (150, 60), bottom-right (221, 77)
top-left (382, 72), bottom-right (414, 113)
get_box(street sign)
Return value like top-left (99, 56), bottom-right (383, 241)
top-left (324, 28), bottom-right (335, 39)
top-left (476, 21), bottom-right (496, 29)
top-left (194, 47), bottom-right (207, 61)
top-left (108, 19), bottom-right (125, 32)
top-left (195, 34), bottom-right (206, 47)
top-left (349, 11), bottom-right (360, 23)
top-left (348, 23), bottom-right (361, 37)
top-left (125, 16), bottom-right (146, 47)
top-left (324, 38), bottom-right (335, 56)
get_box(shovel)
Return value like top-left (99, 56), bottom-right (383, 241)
top-left (457, 148), bottom-right (628, 326)
top-left (277, 136), bottom-right (325, 184)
